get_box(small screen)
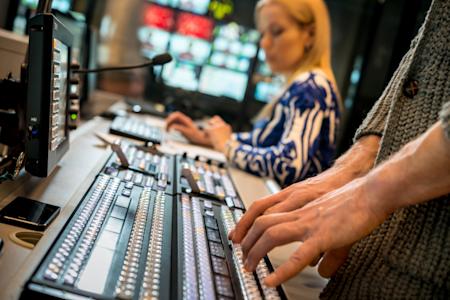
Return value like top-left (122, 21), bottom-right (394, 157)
top-left (198, 65), bottom-right (248, 101)
top-left (176, 13), bottom-right (214, 40)
top-left (151, 0), bottom-right (210, 15)
top-left (169, 34), bottom-right (211, 64)
top-left (50, 38), bottom-right (69, 151)
top-left (143, 4), bottom-right (175, 31)
top-left (179, 0), bottom-right (210, 15)
top-left (162, 61), bottom-right (200, 91)
top-left (152, 0), bottom-right (180, 7)
top-left (138, 26), bottom-right (171, 59)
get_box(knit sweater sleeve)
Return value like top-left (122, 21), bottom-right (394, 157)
top-left (440, 101), bottom-right (450, 141)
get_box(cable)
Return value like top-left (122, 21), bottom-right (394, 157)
top-left (73, 53), bottom-right (173, 74)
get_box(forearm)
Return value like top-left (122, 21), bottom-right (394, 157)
top-left (304, 135), bottom-right (381, 193)
top-left (365, 121), bottom-right (450, 216)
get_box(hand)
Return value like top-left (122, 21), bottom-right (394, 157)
top-left (228, 135), bottom-right (381, 244)
top-left (204, 116), bottom-right (233, 152)
top-left (165, 112), bottom-right (211, 146)
top-left (238, 177), bottom-right (390, 287)
top-left (229, 177), bottom-right (334, 244)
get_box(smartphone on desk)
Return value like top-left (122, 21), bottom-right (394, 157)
top-left (0, 197), bottom-right (60, 231)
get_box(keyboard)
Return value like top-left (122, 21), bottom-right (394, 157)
top-left (109, 116), bottom-right (164, 144)
top-left (23, 145), bottom-right (286, 300)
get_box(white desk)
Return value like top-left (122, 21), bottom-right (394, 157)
top-left (0, 114), bottom-right (327, 300)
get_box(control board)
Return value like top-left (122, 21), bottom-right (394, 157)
top-left (22, 144), bottom-right (285, 300)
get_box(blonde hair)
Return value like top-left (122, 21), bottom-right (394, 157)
top-left (255, 0), bottom-right (341, 120)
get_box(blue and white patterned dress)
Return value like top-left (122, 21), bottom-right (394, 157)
top-left (226, 70), bottom-right (340, 187)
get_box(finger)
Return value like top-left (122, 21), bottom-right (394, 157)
top-left (241, 213), bottom-right (298, 258)
top-left (165, 112), bottom-right (183, 129)
top-left (230, 190), bottom-right (291, 243)
top-left (244, 221), bottom-right (307, 271)
top-left (318, 245), bottom-right (351, 278)
top-left (209, 115), bottom-right (223, 123)
top-left (166, 112), bottom-right (193, 129)
top-left (169, 124), bottom-right (191, 137)
top-left (264, 240), bottom-right (320, 287)
top-left (309, 253), bottom-right (323, 266)
top-left (265, 189), bottom-right (319, 215)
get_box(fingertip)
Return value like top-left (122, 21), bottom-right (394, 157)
top-left (243, 259), bottom-right (255, 272)
top-left (264, 274), bottom-right (278, 287)
top-left (228, 229), bottom-right (234, 240)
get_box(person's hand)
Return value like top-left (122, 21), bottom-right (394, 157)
top-left (238, 177), bottom-right (390, 287)
top-left (228, 135), bottom-right (382, 244)
top-left (228, 177), bottom-right (332, 244)
top-left (165, 112), bottom-right (211, 146)
top-left (204, 116), bottom-right (233, 152)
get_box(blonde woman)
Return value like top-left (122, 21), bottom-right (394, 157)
top-left (166, 0), bottom-right (340, 187)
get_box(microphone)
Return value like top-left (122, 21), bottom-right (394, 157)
top-left (150, 53), bottom-right (172, 66)
top-left (73, 53), bottom-right (173, 74)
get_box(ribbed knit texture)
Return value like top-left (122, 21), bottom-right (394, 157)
top-left (441, 102), bottom-right (450, 140)
top-left (322, 0), bottom-right (450, 298)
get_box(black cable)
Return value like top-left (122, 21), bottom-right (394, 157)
top-left (73, 53), bottom-right (173, 74)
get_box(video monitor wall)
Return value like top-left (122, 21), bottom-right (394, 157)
top-left (138, 1), bottom-right (261, 102)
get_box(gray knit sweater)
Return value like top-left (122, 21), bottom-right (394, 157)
top-left (321, 0), bottom-right (450, 298)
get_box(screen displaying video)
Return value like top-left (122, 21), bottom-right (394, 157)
top-left (151, 0), bottom-right (210, 15)
top-left (143, 4), bottom-right (175, 30)
top-left (199, 65), bottom-right (248, 101)
top-left (175, 12), bottom-right (214, 40)
top-left (162, 61), bottom-right (200, 91)
top-left (138, 26), bottom-right (171, 59)
top-left (169, 34), bottom-right (211, 64)
top-left (151, 0), bottom-right (180, 8)
top-left (179, 0), bottom-right (210, 15)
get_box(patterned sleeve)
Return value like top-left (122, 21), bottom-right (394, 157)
top-left (225, 76), bottom-right (337, 186)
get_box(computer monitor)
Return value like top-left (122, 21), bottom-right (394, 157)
top-left (25, 13), bottom-right (73, 177)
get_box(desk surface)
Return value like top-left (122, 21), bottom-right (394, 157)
top-left (0, 113), bottom-right (327, 300)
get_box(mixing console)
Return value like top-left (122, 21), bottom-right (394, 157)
top-left (109, 116), bottom-right (164, 145)
top-left (177, 154), bottom-right (245, 210)
top-left (22, 145), bottom-right (286, 300)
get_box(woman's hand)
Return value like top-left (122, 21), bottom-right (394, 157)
top-left (239, 177), bottom-right (390, 287)
top-left (204, 116), bottom-right (233, 152)
top-left (165, 112), bottom-right (211, 146)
